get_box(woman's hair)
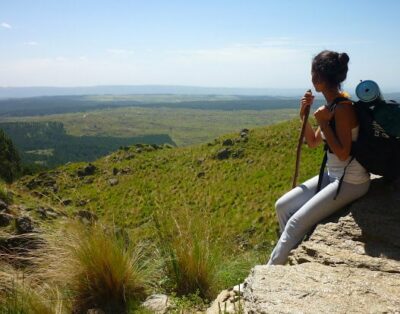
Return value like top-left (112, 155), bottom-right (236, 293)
top-left (312, 50), bottom-right (349, 89)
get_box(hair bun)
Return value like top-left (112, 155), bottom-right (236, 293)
top-left (338, 52), bottom-right (349, 65)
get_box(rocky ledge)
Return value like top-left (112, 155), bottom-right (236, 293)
top-left (208, 177), bottom-right (400, 313)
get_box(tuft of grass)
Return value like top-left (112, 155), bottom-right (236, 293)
top-left (0, 182), bottom-right (13, 204)
top-left (37, 221), bottom-right (154, 313)
top-left (0, 263), bottom-right (64, 314)
top-left (154, 205), bottom-right (223, 301)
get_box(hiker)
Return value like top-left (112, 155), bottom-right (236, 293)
top-left (266, 50), bottom-right (371, 265)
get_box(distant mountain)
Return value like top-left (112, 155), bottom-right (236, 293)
top-left (0, 85), bottom-right (307, 98)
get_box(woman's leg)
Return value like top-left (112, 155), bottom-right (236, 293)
top-left (267, 179), bottom-right (370, 265)
top-left (275, 174), bottom-right (330, 234)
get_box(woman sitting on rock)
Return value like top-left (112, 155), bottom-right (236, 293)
top-left (266, 50), bottom-right (370, 265)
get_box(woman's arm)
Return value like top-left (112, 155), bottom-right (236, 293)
top-left (316, 103), bottom-right (354, 161)
top-left (300, 91), bottom-right (322, 148)
top-left (303, 122), bottom-right (322, 148)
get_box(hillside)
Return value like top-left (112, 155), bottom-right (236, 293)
top-left (1, 118), bottom-right (324, 312)
top-left (13, 119), bottom-right (322, 250)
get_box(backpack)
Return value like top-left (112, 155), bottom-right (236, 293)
top-left (316, 95), bottom-right (400, 199)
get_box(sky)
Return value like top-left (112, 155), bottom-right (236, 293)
top-left (1, 0), bottom-right (400, 91)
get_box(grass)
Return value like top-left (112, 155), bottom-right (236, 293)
top-left (8, 118), bottom-right (324, 311)
top-left (0, 263), bottom-right (64, 314)
top-left (34, 222), bottom-right (154, 313)
top-left (154, 205), bottom-right (223, 300)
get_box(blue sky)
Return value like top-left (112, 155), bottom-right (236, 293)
top-left (1, 0), bottom-right (400, 91)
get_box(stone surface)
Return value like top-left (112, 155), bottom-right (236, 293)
top-left (0, 199), bottom-right (8, 211)
top-left (206, 289), bottom-right (243, 314)
top-left (244, 263), bottom-right (400, 314)
top-left (108, 178), bottom-right (119, 186)
top-left (141, 294), bottom-right (170, 314)
top-left (0, 213), bottom-right (13, 227)
top-left (15, 216), bottom-right (34, 234)
top-left (213, 177), bottom-right (400, 313)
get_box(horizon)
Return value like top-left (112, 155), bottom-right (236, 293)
top-left (1, 0), bottom-right (400, 90)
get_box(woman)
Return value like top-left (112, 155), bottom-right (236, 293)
top-left (266, 50), bottom-right (371, 265)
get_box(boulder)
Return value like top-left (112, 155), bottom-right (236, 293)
top-left (141, 294), bottom-right (170, 314)
top-left (216, 177), bottom-right (400, 313)
top-left (76, 210), bottom-right (98, 223)
top-left (108, 178), bottom-right (119, 186)
top-left (77, 163), bottom-right (97, 177)
top-left (244, 263), bottom-right (400, 314)
top-left (15, 216), bottom-right (34, 234)
top-left (216, 148), bottom-right (231, 160)
top-left (222, 139), bottom-right (234, 146)
top-left (0, 199), bottom-right (8, 211)
top-left (0, 213), bottom-right (13, 227)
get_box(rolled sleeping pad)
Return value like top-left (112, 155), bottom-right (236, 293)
top-left (356, 80), bottom-right (383, 103)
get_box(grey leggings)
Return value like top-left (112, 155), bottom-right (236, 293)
top-left (267, 173), bottom-right (370, 265)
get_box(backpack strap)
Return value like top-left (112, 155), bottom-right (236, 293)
top-left (316, 96), bottom-right (354, 197)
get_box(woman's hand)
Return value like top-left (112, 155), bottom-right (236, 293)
top-left (314, 105), bottom-right (334, 126)
top-left (300, 90), bottom-right (314, 120)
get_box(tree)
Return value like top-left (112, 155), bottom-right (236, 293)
top-left (0, 129), bottom-right (22, 183)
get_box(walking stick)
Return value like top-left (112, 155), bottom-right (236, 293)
top-left (292, 89), bottom-right (312, 188)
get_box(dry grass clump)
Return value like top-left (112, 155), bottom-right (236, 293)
top-left (36, 222), bottom-right (154, 313)
top-left (154, 206), bottom-right (223, 301)
top-left (0, 262), bottom-right (64, 314)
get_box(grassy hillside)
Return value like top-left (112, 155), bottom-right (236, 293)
top-left (15, 118), bottom-right (322, 254)
top-left (3, 118), bottom-right (324, 311)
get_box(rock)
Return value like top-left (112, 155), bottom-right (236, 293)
top-left (206, 289), bottom-right (243, 314)
top-left (120, 167), bottom-right (132, 175)
top-left (77, 199), bottom-right (88, 207)
top-left (15, 216), bottom-right (34, 234)
top-left (77, 163), bottom-right (96, 177)
top-left (112, 167), bottom-right (119, 175)
top-left (239, 177), bottom-right (400, 313)
top-left (222, 139), bottom-right (234, 146)
top-left (216, 148), bottom-right (231, 160)
top-left (0, 213), bottom-right (13, 227)
top-left (125, 153), bottom-right (135, 160)
top-left (142, 294), bottom-right (170, 314)
top-left (108, 178), bottom-right (119, 186)
top-left (86, 308), bottom-right (105, 314)
top-left (76, 210), bottom-right (98, 222)
top-left (61, 199), bottom-right (73, 206)
top-left (36, 207), bottom-right (58, 220)
top-left (231, 148), bottom-right (244, 158)
top-left (244, 263), bottom-right (400, 314)
top-left (0, 199), bottom-right (8, 211)
top-left (0, 234), bottom-right (44, 258)
top-left (197, 171), bottom-right (206, 178)
top-left (84, 178), bottom-right (94, 184)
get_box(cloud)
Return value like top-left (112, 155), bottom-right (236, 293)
top-left (24, 41), bottom-right (39, 46)
top-left (1, 22), bottom-right (12, 29)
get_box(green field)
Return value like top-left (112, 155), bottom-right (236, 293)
top-left (1, 106), bottom-right (298, 147)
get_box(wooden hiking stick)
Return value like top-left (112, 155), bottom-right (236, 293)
top-left (292, 89), bottom-right (312, 188)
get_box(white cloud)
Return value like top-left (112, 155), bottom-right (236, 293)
top-left (1, 22), bottom-right (12, 29)
top-left (24, 41), bottom-right (39, 46)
